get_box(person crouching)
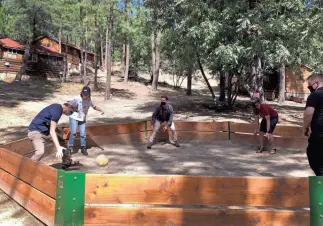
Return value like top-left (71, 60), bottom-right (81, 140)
top-left (147, 96), bottom-right (180, 149)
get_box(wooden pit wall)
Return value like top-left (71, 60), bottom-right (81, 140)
top-left (84, 175), bottom-right (310, 226)
top-left (0, 147), bottom-right (57, 226)
top-left (60, 121), bottom-right (307, 150)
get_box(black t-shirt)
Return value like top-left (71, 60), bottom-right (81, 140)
top-left (28, 104), bottom-right (63, 135)
top-left (305, 87), bottom-right (323, 137)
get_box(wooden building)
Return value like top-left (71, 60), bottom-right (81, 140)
top-left (263, 65), bottom-right (313, 101)
top-left (0, 38), bottom-right (64, 77)
top-left (38, 36), bottom-right (95, 70)
top-left (285, 65), bottom-right (313, 100)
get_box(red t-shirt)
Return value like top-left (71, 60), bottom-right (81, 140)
top-left (254, 104), bottom-right (278, 119)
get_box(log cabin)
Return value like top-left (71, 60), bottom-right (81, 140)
top-left (0, 37), bottom-right (64, 77)
top-left (264, 64), bottom-right (313, 102)
top-left (38, 36), bottom-right (95, 71)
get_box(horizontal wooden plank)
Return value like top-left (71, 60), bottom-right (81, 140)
top-left (147, 121), bottom-right (228, 132)
top-left (90, 132), bottom-right (147, 146)
top-left (86, 122), bottom-right (146, 137)
top-left (230, 133), bottom-right (308, 150)
top-left (84, 207), bottom-right (309, 226)
top-left (85, 175), bottom-right (309, 208)
top-left (0, 148), bottom-right (57, 198)
top-left (229, 123), bottom-right (303, 137)
top-left (0, 168), bottom-right (55, 226)
top-left (147, 131), bottom-right (229, 142)
top-left (0, 138), bottom-right (34, 156)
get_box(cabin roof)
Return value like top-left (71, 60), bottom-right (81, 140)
top-left (0, 38), bottom-right (25, 50)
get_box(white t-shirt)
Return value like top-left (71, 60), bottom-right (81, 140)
top-left (69, 96), bottom-right (96, 121)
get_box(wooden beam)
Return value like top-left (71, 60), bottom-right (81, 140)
top-left (0, 138), bottom-right (34, 156)
top-left (147, 131), bottom-right (229, 142)
top-left (0, 168), bottom-right (55, 226)
top-left (230, 133), bottom-right (308, 150)
top-left (0, 148), bottom-right (57, 198)
top-left (229, 123), bottom-right (303, 137)
top-left (84, 206), bottom-right (309, 226)
top-left (85, 175), bottom-right (309, 208)
top-left (86, 122), bottom-right (146, 137)
top-left (90, 132), bottom-right (147, 146)
top-left (147, 121), bottom-right (229, 132)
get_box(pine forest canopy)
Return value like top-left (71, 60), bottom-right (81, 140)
top-left (0, 0), bottom-right (321, 102)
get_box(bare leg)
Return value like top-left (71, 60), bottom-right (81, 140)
top-left (258, 132), bottom-right (265, 148)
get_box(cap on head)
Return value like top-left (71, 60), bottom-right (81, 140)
top-left (65, 100), bottom-right (78, 111)
top-left (81, 86), bottom-right (91, 96)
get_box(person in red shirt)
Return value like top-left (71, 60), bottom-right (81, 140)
top-left (252, 98), bottom-right (279, 154)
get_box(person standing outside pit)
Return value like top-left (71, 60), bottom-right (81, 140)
top-left (147, 96), bottom-right (180, 149)
top-left (67, 86), bottom-right (104, 155)
top-left (252, 98), bottom-right (279, 154)
top-left (303, 74), bottom-right (323, 176)
top-left (28, 101), bottom-right (78, 161)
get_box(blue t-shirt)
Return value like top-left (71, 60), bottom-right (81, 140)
top-left (28, 104), bottom-right (63, 135)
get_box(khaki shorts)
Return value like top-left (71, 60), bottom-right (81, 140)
top-left (28, 130), bottom-right (47, 161)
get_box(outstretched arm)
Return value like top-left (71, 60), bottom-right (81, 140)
top-left (50, 121), bottom-right (63, 158)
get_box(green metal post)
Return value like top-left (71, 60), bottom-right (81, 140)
top-left (228, 121), bottom-right (231, 140)
top-left (55, 169), bottom-right (85, 226)
top-left (309, 176), bottom-right (323, 226)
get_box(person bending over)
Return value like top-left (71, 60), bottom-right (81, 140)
top-left (28, 101), bottom-right (78, 161)
top-left (252, 98), bottom-right (279, 154)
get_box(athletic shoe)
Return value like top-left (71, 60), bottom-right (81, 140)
top-left (81, 146), bottom-right (88, 155)
top-left (173, 141), bottom-right (180, 147)
top-left (147, 142), bottom-right (152, 149)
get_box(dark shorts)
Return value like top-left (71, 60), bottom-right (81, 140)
top-left (307, 136), bottom-right (323, 176)
top-left (259, 117), bottom-right (278, 134)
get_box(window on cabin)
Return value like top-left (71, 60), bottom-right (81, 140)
top-left (6, 48), bottom-right (18, 59)
top-left (31, 53), bottom-right (38, 62)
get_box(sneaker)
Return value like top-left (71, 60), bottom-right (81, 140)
top-left (256, 147), bottom-right (264, 153)
top-left (173, 141), bottom-right (180, 147)
top-left (147, 142), bottom-right (152, 149)
top-left (81, 146), bottom-right (88, 155)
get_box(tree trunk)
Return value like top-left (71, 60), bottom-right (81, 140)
top-left (219, 70), bottom-right (226, 102)
top-left (186, 65), bottom-right (193, 96)
top-left (15, 45), bottom-right (31, 81)
top-left (151, 30), bottom-right (161, 90)
top-left (105, 3), bottom-right (114, 100)
top-left (243, 55), bottom-right (264, 102)
top-left (83, 23), bottom-right (88, 80)
top-left (196, 52), bottom-right (216, 100)
top-left (123, 0), bottom-right (130, 82)
top-left (278, 64), bottom-right (286, 103)
top-left (94, 43), bottom-right (99, 90)
top-left (100, 35), bottom-right (105, 70)
top-left (150, 32), bottom-right (156, 85)
top-left (58, 28), bottom-right (62, 54)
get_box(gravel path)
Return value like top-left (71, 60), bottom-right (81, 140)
top-left (0, 189), bottom-right (44, 226)
top-left (41, 140), bottom-right (313, 177)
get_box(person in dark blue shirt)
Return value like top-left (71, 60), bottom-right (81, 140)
top-left (28, 101), bottom-right (78, 161)
top-left (303, 73), bottom-right (323, 175)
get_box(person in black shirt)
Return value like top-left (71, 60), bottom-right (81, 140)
top-left (147, 96), bottom-right (180, 149)
top-left (303, 73), bottom-right (323, 175)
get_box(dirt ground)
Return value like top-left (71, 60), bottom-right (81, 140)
top-left (40, 140), bottom-right (313, 177)
top-left (0, 190), bottom-right (44, 226)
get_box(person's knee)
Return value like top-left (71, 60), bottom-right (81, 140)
top-left (70, 133), bottom-right (77, 138)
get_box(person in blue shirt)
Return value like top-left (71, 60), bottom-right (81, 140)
top-left (28, 101), bottom-right (78, 162)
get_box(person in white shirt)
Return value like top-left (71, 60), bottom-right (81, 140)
top-left (67, 86), bottom-right (104, 155)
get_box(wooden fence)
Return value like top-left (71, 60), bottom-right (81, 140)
top-left (0, 121), bottom-right (311, 226)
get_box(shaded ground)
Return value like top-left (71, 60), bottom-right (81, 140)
top-left (0, 189), bottom-right (44, 226)
top-left (41, 140), bottom-right (312, 177)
